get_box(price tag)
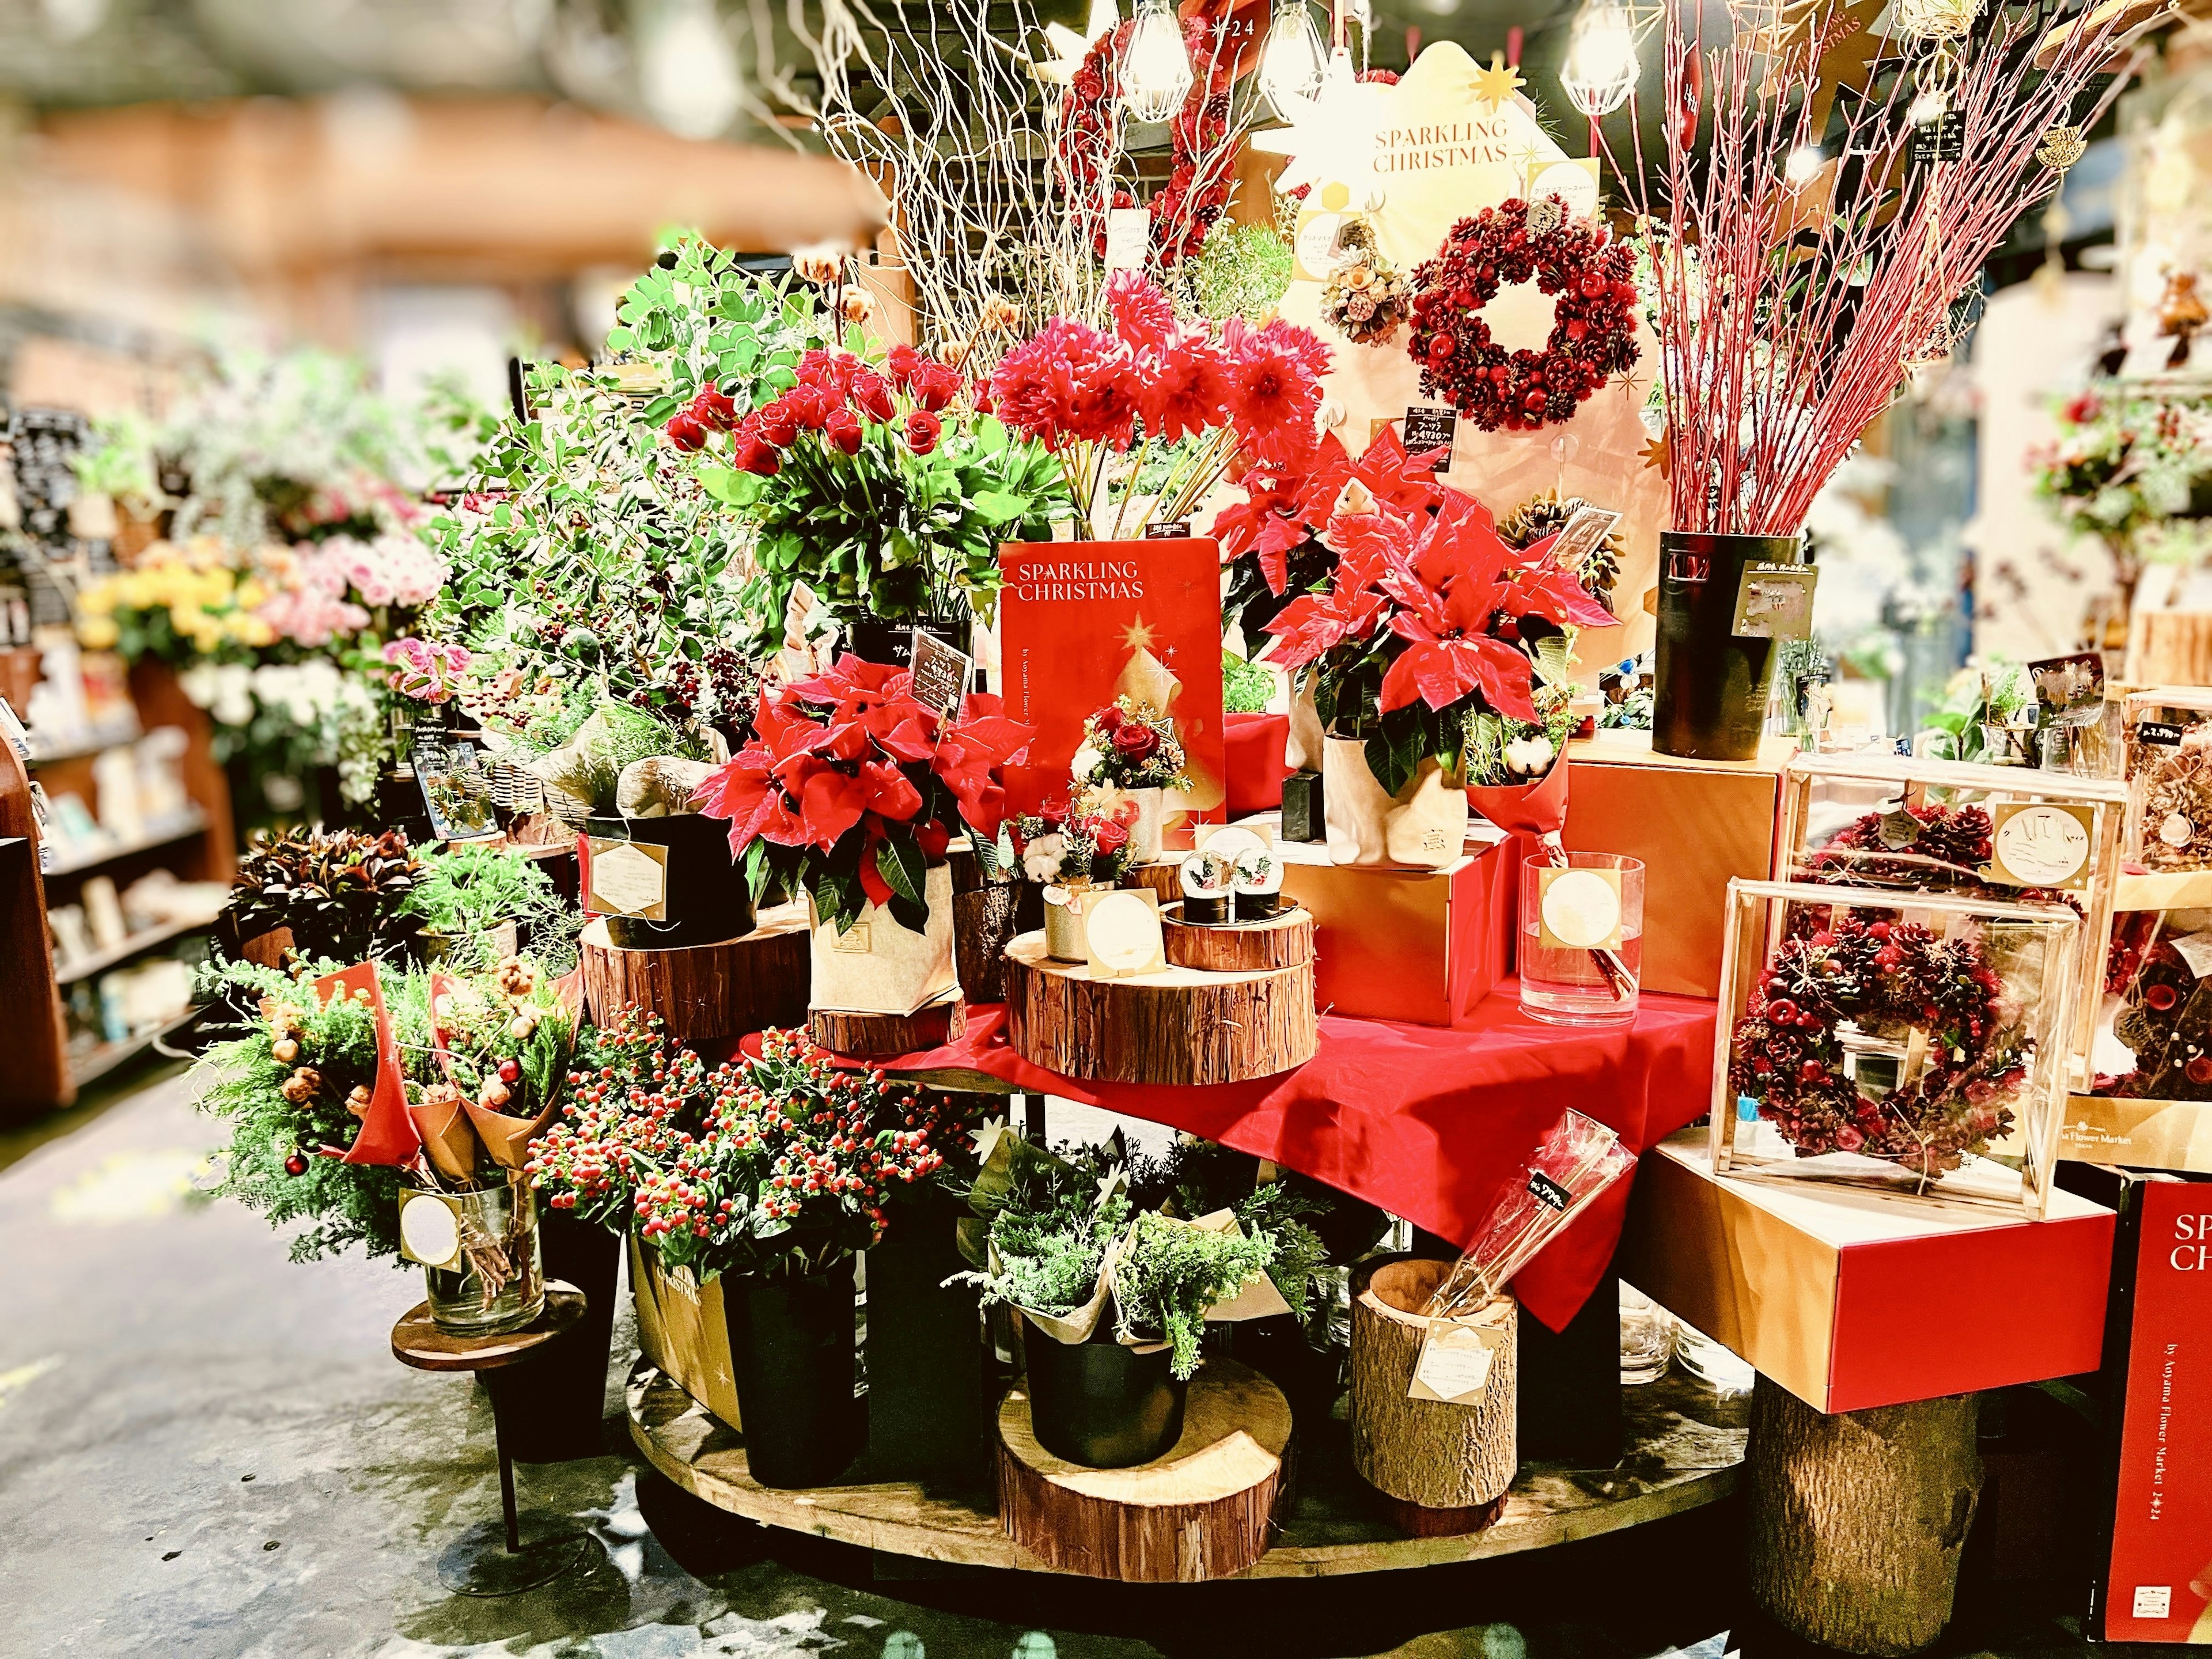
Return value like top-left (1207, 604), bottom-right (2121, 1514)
top-left (1984, 801), bottom-right (2096, 889)
top-left (1910, 109), bottom-right (1964, 163)
top-left (1084, 888), bottom-right (1167, 979)
top-left (1537, 864), bottom-right (1624, 951)
top-left (1403, 406), bottom-right (1458, 474)
top-left (908, 630), bottom-right (972, 719)
top-left (2139, 721), bottom-right (2187, 747)
top-left (1729, 563), bottom-right (1819, 641)
top-left (1410, 1319), bottom-right (1504, 1405)
top-left (584, 838), bottom-right (669, 918)
top-left (397, 1191), bottom-right (464, 1268)
top-left (1527, 1171), bottom-right (1573, 1211)
top-left (1143, 520), bottom-right (1192, 539)
top-left (1546, 506), bottom-right (1622, 578)
top-left (2171, 931), bottom-right (2212, 980)
top-left (1104, 207), bottom-right (1152, 274)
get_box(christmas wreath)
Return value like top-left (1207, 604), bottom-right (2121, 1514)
top-left (1059, 17), bottom-right (1236, 269)
top-left (1796, 801), bottom-right (2084, 918)
top-left (1726, 912), bottom-right (2031, 1175)
top-left (1405, 196), bottom-right (1640, 431)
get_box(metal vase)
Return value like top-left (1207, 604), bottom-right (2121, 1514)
top-left (1652, 531), bottom-right (1805, 762)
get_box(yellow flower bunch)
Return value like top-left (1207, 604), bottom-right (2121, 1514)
top-left (74, 537), bottom-right (277, 657)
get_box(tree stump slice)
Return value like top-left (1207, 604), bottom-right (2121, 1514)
top-left (953, 883), bottom-right (1024, 1005)
top-left (1003, 931), bottom-right (1317, 1085)
top-left (1118, 858), bottom-right (1184, 904)
top-left (811, 986), bottom-right (966, 1059)
top-left (996, 1358), bottom-right (1291, 1582)
top-left (1377, 1491), bottom-right (1508, 1537)
top-left (1746, 1378), bottom-right (1982, 1657)
top-left (579, 907), bottom-right (810, 1043)
top-left (1350, 1259), bottom-right (1517, 1514)
top-left (1161, 904), bottom-right (1315, 972)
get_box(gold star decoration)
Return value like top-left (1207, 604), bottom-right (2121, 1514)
top-left (1121, 615), bottom-right (1158, 653)
top-left (1638, 431), bottom-right (1671, 478)
top-left (1473, 52), bottom-right (1525, 112)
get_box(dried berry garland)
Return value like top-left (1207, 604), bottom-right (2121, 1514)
top-left (1405, 196), bottom-right (1641, 431)
top-left (1058, 18), bottom-right (1235, 270)
top-left (2127, 722), bottom-right (2212, 871)
top-left (2110, 936), bottom-right (2212, 1100)
top-left (1727, 912), bottom-right (2030, 1176)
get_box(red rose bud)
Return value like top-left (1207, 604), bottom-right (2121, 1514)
top-left (1096, 704), bottom-right (1125, 732)
top-left (665, 415), bottom-right (707, 452)
top-left (698, 388), bottom-right (741, 429)
top-left (852, 372), bottom-right (896, 422)
top-left (732, 433), bottom-right (782, 476)
top-left (758, 400), bottom-right (799, 446)
top-left (825, 410), bottom-right (865, 456)
top-left (1093, 819), bottom-right (1130, 851)
top-left (886, 342), bottom-right (922, 390)
top-left (1111, 722), bottom-right (1160, 759)
top-left (904, 410), bottom-right (942, 455)
top-left (911, 363), bottom-right (962, 412)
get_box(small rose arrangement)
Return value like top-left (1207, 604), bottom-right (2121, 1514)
top-left (382, 637), bottom-right (472, 703)
top-left (989, 271), bottom-right (1331, 539)
top-left (1071, 696), bottom-right (1187, 791)
top-left (694, 655), bottom-right (1033, 934)
top-left (1009, 797), bottom-right (1138, 888)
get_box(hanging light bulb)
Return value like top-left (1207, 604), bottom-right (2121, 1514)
top-left (1119, 0), bottom-right (1195, 124)
top-left (638, 0), bottom-right (744, 140)
top-left (1258, 0), bottom-right (1329, 118)
top-left (1558, 0), bottom-right (1639, 119)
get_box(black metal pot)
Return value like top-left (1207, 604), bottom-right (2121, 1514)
top-left (498, 1211), bottom-right (622, 1461)
top-left (1021, 1322), bottom-right (1187, 1469)
top-left (841, 615), bottom-right (973, 669)
top-left (865, 1185), bottom-right (995, 1486)
top-left (725, 1264), bottom-right (863, 1489)
top-left (582, 813), bottom-right (755, 949)
top-left (1652, 531), bottom-right (1805, 761)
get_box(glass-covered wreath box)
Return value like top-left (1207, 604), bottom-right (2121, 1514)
top-left (1711, 879), bottom-right (2082, 1218)
top-left (1774, 752), bottom-right (2125, 1070)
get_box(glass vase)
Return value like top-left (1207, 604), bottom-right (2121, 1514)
top-left (423, 1175), bottom-right (546, 1336)
top-left (1618, 1281), bottom-right (1674, 1385)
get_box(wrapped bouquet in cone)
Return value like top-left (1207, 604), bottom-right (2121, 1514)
top-left (693, 654), bottom-right (1032, 1018)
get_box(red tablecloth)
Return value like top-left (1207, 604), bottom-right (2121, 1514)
top-left (880, 983), bottom-right (1717, 1330)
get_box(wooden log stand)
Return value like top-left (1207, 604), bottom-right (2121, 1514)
top-left (1118, 857), bottom-right (1184, 905)
top-left (1746, 1378), bottom-right (1983, 1657)
top-left (996, 1358), bottom-right (1290, 1582)
top-left (1161, 904), bottom-right (1315, 973)
top-left (1350, 1259), bottom-right (1517, 1529)
top-left (810, 984), bottom-right (966, 1059)
top-left (1003, 931), bottom-right (1317, 1086)
top-left (578, 906), bottom-right (810, 1043)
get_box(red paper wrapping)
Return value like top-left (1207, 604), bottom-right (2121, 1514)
top-left (1463, 755), bottom-right (1570, 839)
top-left (1224, 712), bottom-right (1291, 818)
top-left (314, 961), bottom-right (421, 1167)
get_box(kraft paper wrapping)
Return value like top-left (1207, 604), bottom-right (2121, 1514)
top-left (1322, 738), bottom-right (1469, 868)
top-left (461, 1095), bottom-right (560, 1171)
top-left (808, 861), bottom-right (958, 1015)
top-left (629, 1234), bottom-right (743, 1431)
top-left (1188, 1210), bottom-right (1296, 1323)
top-left (408, 1091), bottom-right (482, 1181)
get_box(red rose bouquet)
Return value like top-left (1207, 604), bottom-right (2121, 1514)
top-left (1009, 797), bottom-right (1138, 888)
top-left (1260, 484), bottom-right (1613, 796)
top-left (692, 654), bottom-right (1034, 934)
top-left (671, 344), bottom-right (1065, 654)
top-left (1071, 696), bottom-right (1187, 791)
top-left (988, 271), bottom-right (1331, 538)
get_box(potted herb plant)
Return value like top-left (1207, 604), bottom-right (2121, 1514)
top-left (693, 656), bottom-right (1031, 1019)
top-left (402, 840), bottom-right (579, 972)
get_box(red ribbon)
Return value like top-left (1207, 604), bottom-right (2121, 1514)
top-left (314, 961), bottom-right (422, 1168)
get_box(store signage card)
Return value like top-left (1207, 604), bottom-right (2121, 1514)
top-left (584, 837), bottom-right (671, 919)
top-left (997, 537), bottom-right (1226, 819)
top-left (1403, 405), bottom-right (1457, 474)
top-left (1730, 563), bottom-right (1819, 641)
top-left (908, 630), bottom-right (972, 718)
top-left (1410, 1319), bottom-right (1503, 1404)
top-left (1983, 801), bottom-right (2096, 891)
top-left (1082, 887), bottom-right (1167, 979)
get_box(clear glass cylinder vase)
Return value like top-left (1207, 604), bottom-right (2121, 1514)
top-left (423, 1175), bottom-right (546, 1336)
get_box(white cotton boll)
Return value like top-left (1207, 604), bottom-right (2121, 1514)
top-left (1070, 744), bottom-right (1104, 782)
top-left (1505, 735), bottom-right (1555, 777)
top-left (1021, 834), bottom-right (1067, 882)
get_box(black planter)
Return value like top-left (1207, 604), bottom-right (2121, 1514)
top-left (1231, 1313), bottom-right (1340, 1425)
top-left (1021, 1323), bottom-right (1187, 1469)
top-left (582, 813), bottom-right (755, 949)
top-left (865, 1185), bottom-right (994, 1487)
top-left (1652, 531), bottom-right (1805, 761)
top-left (499, 1211), bottom-right (623, 1461)
top-left (842, 616), bottom-right (973, 669)
top-left (726, 1265), bottom-right (863, 1488)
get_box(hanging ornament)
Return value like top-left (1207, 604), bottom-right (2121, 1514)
top-left (1320, 221), bottom-right (1414, 345)
top-left (1559, 0), bottom-right (1641, 119)
top-left (2159, 268), bottom-right (2209, 369)
top-left (1118, 0), bottom-right (1194, 123)
top-left (1257, 0), bottom-right (1330, 117)
top-left (2036, 124), bottom-right (2088, 171)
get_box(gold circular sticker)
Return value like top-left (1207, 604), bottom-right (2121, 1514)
top-left (1084, 891), bottom-right (1162, 974)
top-left (1994, 805), bottom-right (2090, 886)
top-left (399, 1192), bottom-right (461, 1268)
top-left (1541, 869), bottom-right (1620, 949)
top-left (2162, 810), bottom-right (2194, 849)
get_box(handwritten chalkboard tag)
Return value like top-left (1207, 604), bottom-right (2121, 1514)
top-left (908, 630), bottom-right (972, 719)
top-left (1403, 405), bottom-right (1457, 474)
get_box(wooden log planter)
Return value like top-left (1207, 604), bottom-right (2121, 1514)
top-left (1161, 904), bottom-right (1315, 973)
top-left (1117, 857), bottom-right (1185, 906)
top-left (1746, 1378), bottom-right (1983, 1657)
top-left (810, 986), bottom-right (967, 1059)
top-left (1350, 1259), bottom-right (1517, 1531)
top-left (996, 1358), bottom-right (1291, 1581)
top-left (579, 907), bottom-right (810, 1043)
top-left (1002, 931), bottom-right (1318, 1085)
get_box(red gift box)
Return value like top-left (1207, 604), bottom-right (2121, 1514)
top-left (1224, 711), bottom-right (1290, 819)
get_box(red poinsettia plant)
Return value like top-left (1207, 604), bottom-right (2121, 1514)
top-left (1260, 483), bottom-right (1613, 795)
top-left (989, 270), bottom-right (1331, 540)
top-left (692, 656), bottom-right (1033, 933)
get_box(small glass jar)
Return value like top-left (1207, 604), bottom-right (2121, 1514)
top-left (1518, 852), bottom-right (1645, 1025)
top-left (423, 1174), bottom-right (546, 1336)
top-left (1618, 1281), bottom-right (1674, 1385)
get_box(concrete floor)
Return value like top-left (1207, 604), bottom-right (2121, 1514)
top-left (0, 1069), bottom-right (2100, 1659)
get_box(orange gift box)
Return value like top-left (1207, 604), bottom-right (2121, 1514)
top-left (1618, 1132), bottom-right (2114, 1412)
top-left (1560, 732), bottom-right (1794, 999)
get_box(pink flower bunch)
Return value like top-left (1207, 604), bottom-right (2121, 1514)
top-left (323, 532), bottom-right (446, 609)
top-left (256, 546), bottom-right (370, 648)
top-left (664, 346), bottom-right (963, 469)
top-left (381, 637), bottom-right (471, 703)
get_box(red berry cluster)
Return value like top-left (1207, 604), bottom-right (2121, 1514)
top-left (1726, 912), bottom-right (2029, 1177)
top-left (527, 1008), bottom-right (703, 1230)
top-left (1404, 197), bottom-right (1640, 432)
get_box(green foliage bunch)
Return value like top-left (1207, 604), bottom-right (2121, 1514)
top-left (401, 842), bottom-right (581, 974)
top-left (1221, 650), bottom-right (1276, 715)
top-left (1113, 1210), bottom-right (1275, 1379)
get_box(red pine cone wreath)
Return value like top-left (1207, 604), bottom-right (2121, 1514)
top-left (1058, 18), bottom-right (1236, 269)
top-left (1406, 196), bottom-right (1641, 431)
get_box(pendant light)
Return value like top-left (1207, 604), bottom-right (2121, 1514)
top-left (1558, 0), bottom-right (1639, 119)
top-left (1119, 0), bottom-right (1196, 123)
top-left (1258, 0), bottom-right (1330, 117)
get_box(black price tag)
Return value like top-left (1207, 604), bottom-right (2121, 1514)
top-left (907, 631), bottom-right (972, 719)
top-left (1527, 1171), bottom-right (1572, 1211)
top-left (1403, 406), bottom-right (1458, 474)
top-left (2140, 720), bottom-right (2187, 748)
top-left (1143, 521), bottom-right (1192, 539)
top-left (1910, 110), bottom-right (1964, 164)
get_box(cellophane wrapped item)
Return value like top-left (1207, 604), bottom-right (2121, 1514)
top-left (1423, 1109), bottom-right (1637, 1320)
top-left (2124, 689), bottom-right (2212, 872)
top-left (1713, 878), bottom-right (2081, 1217)
top-left (1775, 752), bottom-right (2125, 1069)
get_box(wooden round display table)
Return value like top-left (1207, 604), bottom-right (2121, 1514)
top-left (997, 1358), bottom-right (1290, 1581)
top-left (392, 1283), bottom-right (594, 1597)
top-left (627, 1358), bottom-right (1747, 1580)
top-left (1161, 903), bottom-right (1314, 972)
top-left (1003, 930), bottom-right (1317, 1085)
top-left (579, 907), bottom-right (810, 1043)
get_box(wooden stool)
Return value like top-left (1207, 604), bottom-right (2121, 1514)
top-left (391, 1282), bottom-right (593, 1596)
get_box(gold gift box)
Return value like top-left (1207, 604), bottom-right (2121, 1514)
top-left (630, 1233), bottom-right (742, 1431)
top-left (1560, 732), bottom-right (1795, 999)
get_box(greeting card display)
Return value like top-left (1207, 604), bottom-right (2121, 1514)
top-left (1775, 752), bottom-right (2125, 1066)
top-left (1712, 880), bottom-right (2081, 1217)
top-left (997, 537), bottom-right (1226, 823)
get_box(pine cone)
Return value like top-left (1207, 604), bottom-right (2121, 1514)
top-left (1499, 489), bottom-right (1622, 605)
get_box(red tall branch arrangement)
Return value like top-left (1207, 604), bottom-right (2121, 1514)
top-left (1609, 1), bottom-right (2138, 536)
